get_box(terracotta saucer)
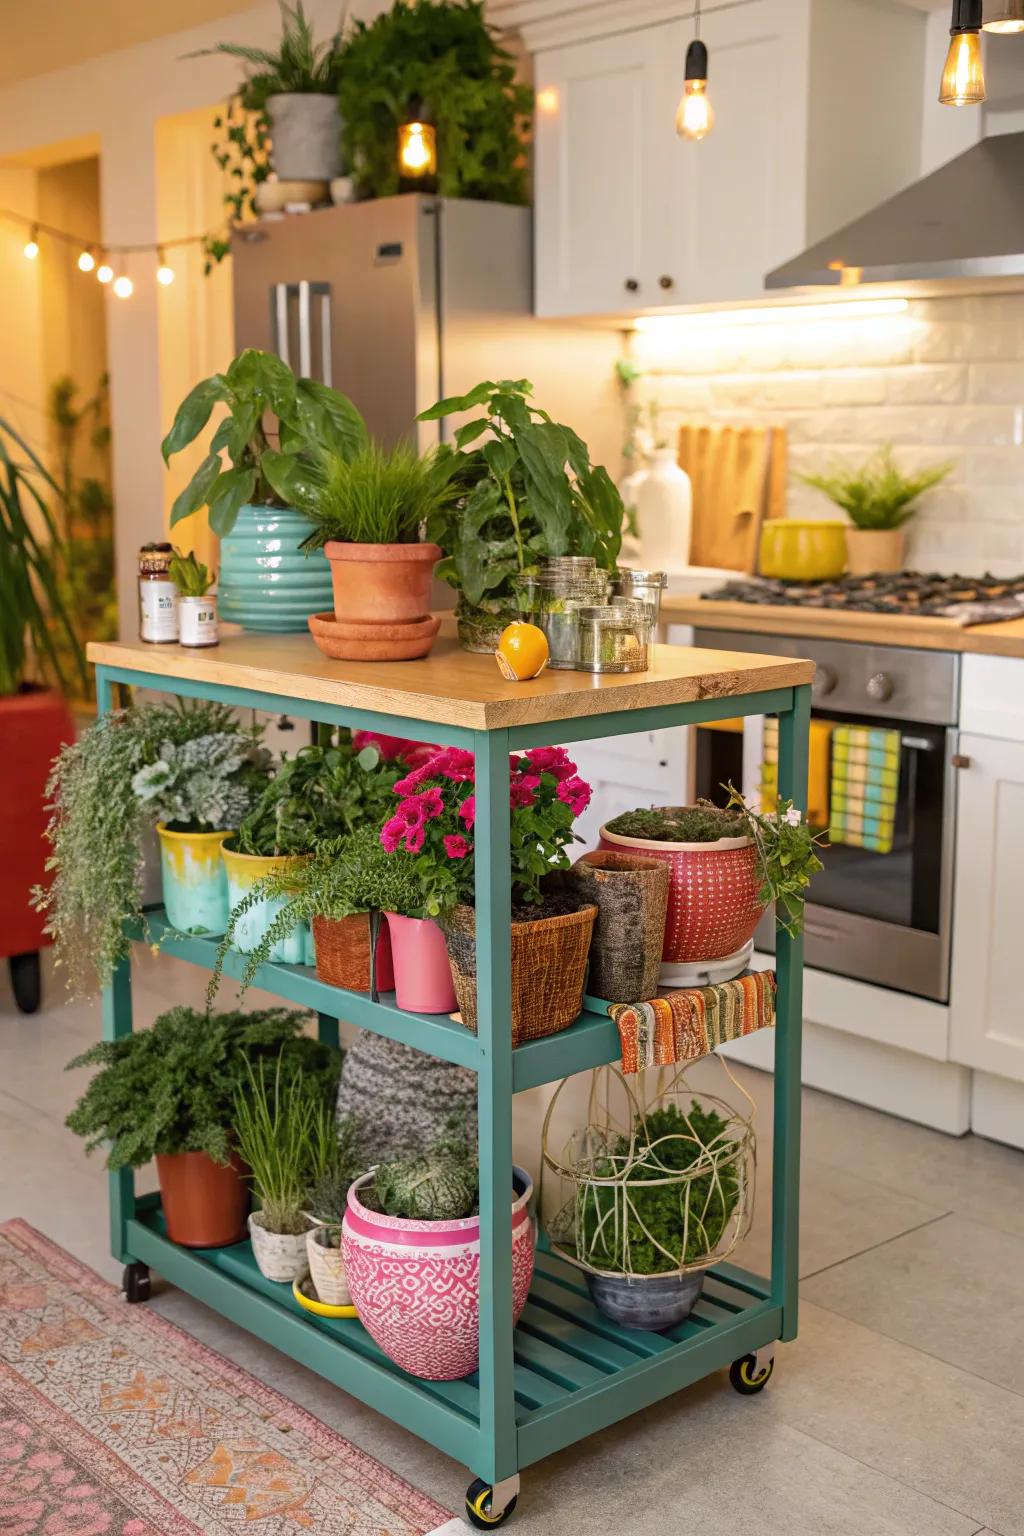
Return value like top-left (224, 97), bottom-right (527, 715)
top-left (308, 610), bottom-right (440, 661)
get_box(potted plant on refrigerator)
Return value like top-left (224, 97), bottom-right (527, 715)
top-left (190, 2), bottom-right (344, 187)
top-left (161, 349), bottom-right (367, 631)
top-left (292, 441), bottom-right (461, 661)
top-left (341, 1121), bottom-right (535, 1380)
top-left (65, 1005), bottom-right (337, 1250)
top-left (378, 743), bottom-right (597, 1038)
top-left (599, 788), bottom-right (824, 985)
top-left (799, 445), bottom-right (953, 576)
top-left (418, 379), bottom-right (625, 652)
top-left (0, 415), bottom-right (82, 1013)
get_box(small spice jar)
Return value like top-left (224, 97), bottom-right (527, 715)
top-left (576, 604), bottom-right (653, 674)
top-left (177, 593), bottom-right (219, 648)
top-left (138, 543), bottom-right (178, 643)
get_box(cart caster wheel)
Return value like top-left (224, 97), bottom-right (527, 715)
top-left (122, 1263), bottom-right (151, 1304)
top-left (730, 1351), bottom-right (774, 1395)
top-left (465, 1479), bottom-right (518, 1528)
top-left (8, 951), bottom-right (41, 1014)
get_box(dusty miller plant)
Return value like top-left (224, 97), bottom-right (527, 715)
top-left (132, 733), bottom-right (270, 832)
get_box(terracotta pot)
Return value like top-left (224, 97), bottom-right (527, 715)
top-left (0, 687), bottom-right (73, 961)
top-left (342, 1168), bottom-right (534, 1381)
top-left (568, 851), bottom-right (670, 1003)
top-left (308, 610), bottom-right (440, 662)
top-left (312, 912), bottom-right (395, 992)
top-left (385, 912), bottom-right (457, 1013)
top-left (323, 541), bottom-right (440, 626)
top-left (599, 819), bottom-right (764, 972)
top-left (442, 901), bottom-right (597, 1045)
top-left (156, 1150), bottom-right (249, 1248)
top-left (844, 527), bottom-right (906, 576)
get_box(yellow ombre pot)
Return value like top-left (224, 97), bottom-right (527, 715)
top-left (220, 842), bottom-right (315, 965)
top-left (156, 825), bottom-right (233, 937)
top-left (759, 520), bottom-right (847, 582)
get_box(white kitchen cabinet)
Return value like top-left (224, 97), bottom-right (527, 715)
top-left (949, 733), bottom-right (1024, 1083)
top-left (531, 0), bottom-right (925, 316)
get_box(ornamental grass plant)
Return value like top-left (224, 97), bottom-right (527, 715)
top-left (233, 1053), bottom-right (339, 1235)
top-left (295, 441), bottom-right (461, 550)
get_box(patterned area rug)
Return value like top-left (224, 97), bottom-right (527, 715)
top-left (0, 1219), bottom-right (453, 1535)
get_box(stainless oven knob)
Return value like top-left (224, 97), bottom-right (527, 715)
top-left (866, 671), bottom-right (894, 702)
top-left (812, 664), bottom-right (838, 698)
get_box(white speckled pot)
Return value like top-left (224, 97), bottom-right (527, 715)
top-left (306, 1224), bottom-right (351, 1306)
top-left (248, 1212), bottom-right (310, 1283)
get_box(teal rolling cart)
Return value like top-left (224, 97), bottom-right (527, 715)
top-left (89, 630), bottom-right (813, 1529)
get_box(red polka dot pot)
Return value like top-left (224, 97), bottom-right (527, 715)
top-left (341, 1168), bottom-right (535, 1381)
top-left (599, 820), bottom-right (765, 970)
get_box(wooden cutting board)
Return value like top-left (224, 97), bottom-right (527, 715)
top-left (677, 423), bottom-right (787, 573)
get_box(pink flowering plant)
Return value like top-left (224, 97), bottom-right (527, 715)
top-left (378, 744), bottom-right (593, 917)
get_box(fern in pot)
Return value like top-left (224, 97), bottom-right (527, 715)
top-left (800, 445), bottom-right (953, 576)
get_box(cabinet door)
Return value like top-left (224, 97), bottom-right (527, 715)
top-left (949, 734), bottom-right (1024, 1082)
top-left (534, 30), bottom-right (658, 317)
top-left (656, 1), bottom-right (807, 304)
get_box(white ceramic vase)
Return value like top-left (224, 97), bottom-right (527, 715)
top-left (248, 1212), bottom-right (310, 1283)
top-left (632, 448), bottom-right (693, 574)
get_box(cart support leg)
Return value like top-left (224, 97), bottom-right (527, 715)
top-left (772, 684), bottom-right (810, 1343)
top-left (474, 728), bottom-right (517, 1487)
top-left (317, 1013), bottom-right (340, 1051)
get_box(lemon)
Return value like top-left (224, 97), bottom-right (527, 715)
top-left (495, 622), bottom-right (549, 681)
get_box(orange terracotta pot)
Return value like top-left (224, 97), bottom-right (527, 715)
top-left (156, 1150), bottom-right (250, 1248)
top-left (323, 541), bottom-right (440, 625)
top-left (308, 610), bottom-right (440, 661)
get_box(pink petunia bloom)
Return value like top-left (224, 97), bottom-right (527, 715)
top-left (404, 823), bottom-right (426, 854)
top-left (393, 762), bottom-right (434, 795)
top-left (557, 774), bottom-right (592, 817)
top-left (354, 730), bottom-right (434, 764)
top-left (524, 746), bottom-right (576, 782)
top-left (433, 747), bottom-right (476, 783)
top-left (518, 773), bottom-right (541, 792)
top-left (380, 818), bottom-right (404, 852)
top-left (396, 798), bottom-right (428, 829)
top-left (420, 787), bottom-right (445, 820)
top-left (509, 779), bottom-right (537, 810)
top-left (443, 833), bottom-right (470, 860)
top-left (459, 795), bottom-right (476, 829)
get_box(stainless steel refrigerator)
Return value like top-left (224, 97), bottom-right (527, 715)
top-left (232, 194), bottom-right (620, 461)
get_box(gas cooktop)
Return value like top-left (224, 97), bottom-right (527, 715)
top-left (703, 572), bottom-right (1024, 622)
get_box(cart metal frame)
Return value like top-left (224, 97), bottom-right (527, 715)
top-left (95, 658), bottom-right (809, 1521)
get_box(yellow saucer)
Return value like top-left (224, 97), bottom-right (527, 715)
top-left (291, 1275), bottom-right (359, 1319)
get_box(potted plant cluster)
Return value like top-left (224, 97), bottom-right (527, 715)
top-left (341, 1119), bottom-right (535, 1380)
top-left (419, 379), bottom-right (626, 651)
top-left (161, 349), bottom-right (366, 631)
top-left (0, 412), bottom-right (81, 1013)
top-left (800, 445), bottom-right (953, 576)
top-left (65, 1005), bottom-right (339, 1250)
top-left (377, 743), bottom-right (597, 1037)
top-left (169, 548), bottom-right (218, 647)
top-left (599, 787), bottom-right (824, 986)
top-left (293, 440), bottom-right (461, 661)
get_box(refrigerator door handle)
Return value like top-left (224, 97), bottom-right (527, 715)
top-left (272, 284), bottom-right (291, 368)
top-left (297, 280), bottom-right (312, 377)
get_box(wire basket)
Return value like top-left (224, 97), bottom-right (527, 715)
top-left (541, 1058), bottom-right (756, 1284)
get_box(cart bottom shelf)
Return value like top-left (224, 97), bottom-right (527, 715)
top-left (126, 1203), bottom-right (780, 1476)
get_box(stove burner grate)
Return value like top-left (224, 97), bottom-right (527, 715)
top-left (704, 572), bottom-right (1024, 617)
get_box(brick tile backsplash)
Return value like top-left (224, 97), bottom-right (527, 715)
top-left (629, 293), bottom-right (1024, 574)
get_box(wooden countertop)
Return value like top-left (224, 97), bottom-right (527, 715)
top-left (87, 625), bottom-right (814, 732)
top-left (662, 596), bottom-right (1024, 658)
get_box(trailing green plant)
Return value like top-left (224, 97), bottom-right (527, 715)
top-left (32, 698), bottom-right (266, 993)
top-left (293, 441), bottom-right (461, 549)
top-left (419, 379), bottom-right (624, 624)
top-left (169, 548), bottom-right (215, 596)
top-left (233, 1052), bottom-right (337, 1234)
top-left (577, 1100), bottom-right (742, 1276)
top-left (799, 445), bottom-right (954, 531)
top-left (202, 95), bottom-right (271, 271)
top-left (190, 1), bottom-right (345, 111)
top-left (367, 1118), bottom-right (478, 1221)
top-left (337, 0), bottom-right (531, 204)
top-left (0, 414), bottom-right (86, 697)
top-left (65, 1005), bottom-right (337, 1171)
top-left (235, 735), bottom-right (402, 857)
top-left (161, 349), bottom-right (367, 538)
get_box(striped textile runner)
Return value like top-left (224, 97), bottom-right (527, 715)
top-left (830, 723), bottom-right (900, 854)
top-left (609, 972), bottom-right (776, 1074)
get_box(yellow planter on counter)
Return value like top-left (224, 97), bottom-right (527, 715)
top-left (156, 825), bottom-right (233, 936)
top-left (759, 520), bottom-right (847, 582)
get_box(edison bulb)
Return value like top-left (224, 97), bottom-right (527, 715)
top-left (939, 30), bottom-right (985, 104)
top-left (399, 123), bottom-right (432, 173)
top-left (23, 238), bottom-right (39, 260)
top-left (78, 250), bottom-right (95, 273)
top-left (113, 275), bottom-right (133, 298)
top-left (157, 263), bottom-right (175, 286)
top-left (676, 80), bottom-right (714, 140)
top-left (96, 263), bottom-right (113, 284)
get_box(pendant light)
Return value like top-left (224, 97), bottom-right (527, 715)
top-left (982, 0), bottom-right (1024, 31)
top-left (676, 0), bottom-right (714, 141)
top-left (939, 0), bottom-right (986, 105)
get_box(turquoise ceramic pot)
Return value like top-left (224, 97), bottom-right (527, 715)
top-left (219, 504), bottom-right (333, 633)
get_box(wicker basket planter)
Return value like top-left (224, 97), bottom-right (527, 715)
top-left (442, 901), bottom-right (597, 1045)
top-left (568, 851), bottom-right (669, 1003)
top-left (312, 912), bottom-right (395, 993)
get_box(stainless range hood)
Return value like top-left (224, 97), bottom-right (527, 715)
top-left (766, 131), bottom-right (1024, 288)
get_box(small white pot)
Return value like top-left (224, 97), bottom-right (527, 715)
top-left (248, 1211), bottom-right (310, 1283)
top-left (306, 1224), bottom-right (351, 1306)
top-left (178, 593), bottom-right (219, 648)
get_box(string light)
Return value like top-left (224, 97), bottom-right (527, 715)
top-left (156, 247), bottom-right (175, 286)
top-left (77, 249), bottom-right (96, 272)
top-left (23, 225), bottom-right (39, 260)
top-left (113, 275), bottom-right (133, 299)
top-left (96, 262), bottom-right (113, 285)
top-left (2, 206), bottom-right (207, 295)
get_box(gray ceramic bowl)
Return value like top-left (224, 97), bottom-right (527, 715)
top-left (586, 1269), bottom-right (705, 1331)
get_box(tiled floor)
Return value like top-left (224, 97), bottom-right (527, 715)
top-left (3, 949), bottom-right (1022, 1536)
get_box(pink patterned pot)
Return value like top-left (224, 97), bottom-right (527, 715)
top-left (342, 1168), bottom-right (535, 1381)
top-left (599, 821), bottom-right (764, 963)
